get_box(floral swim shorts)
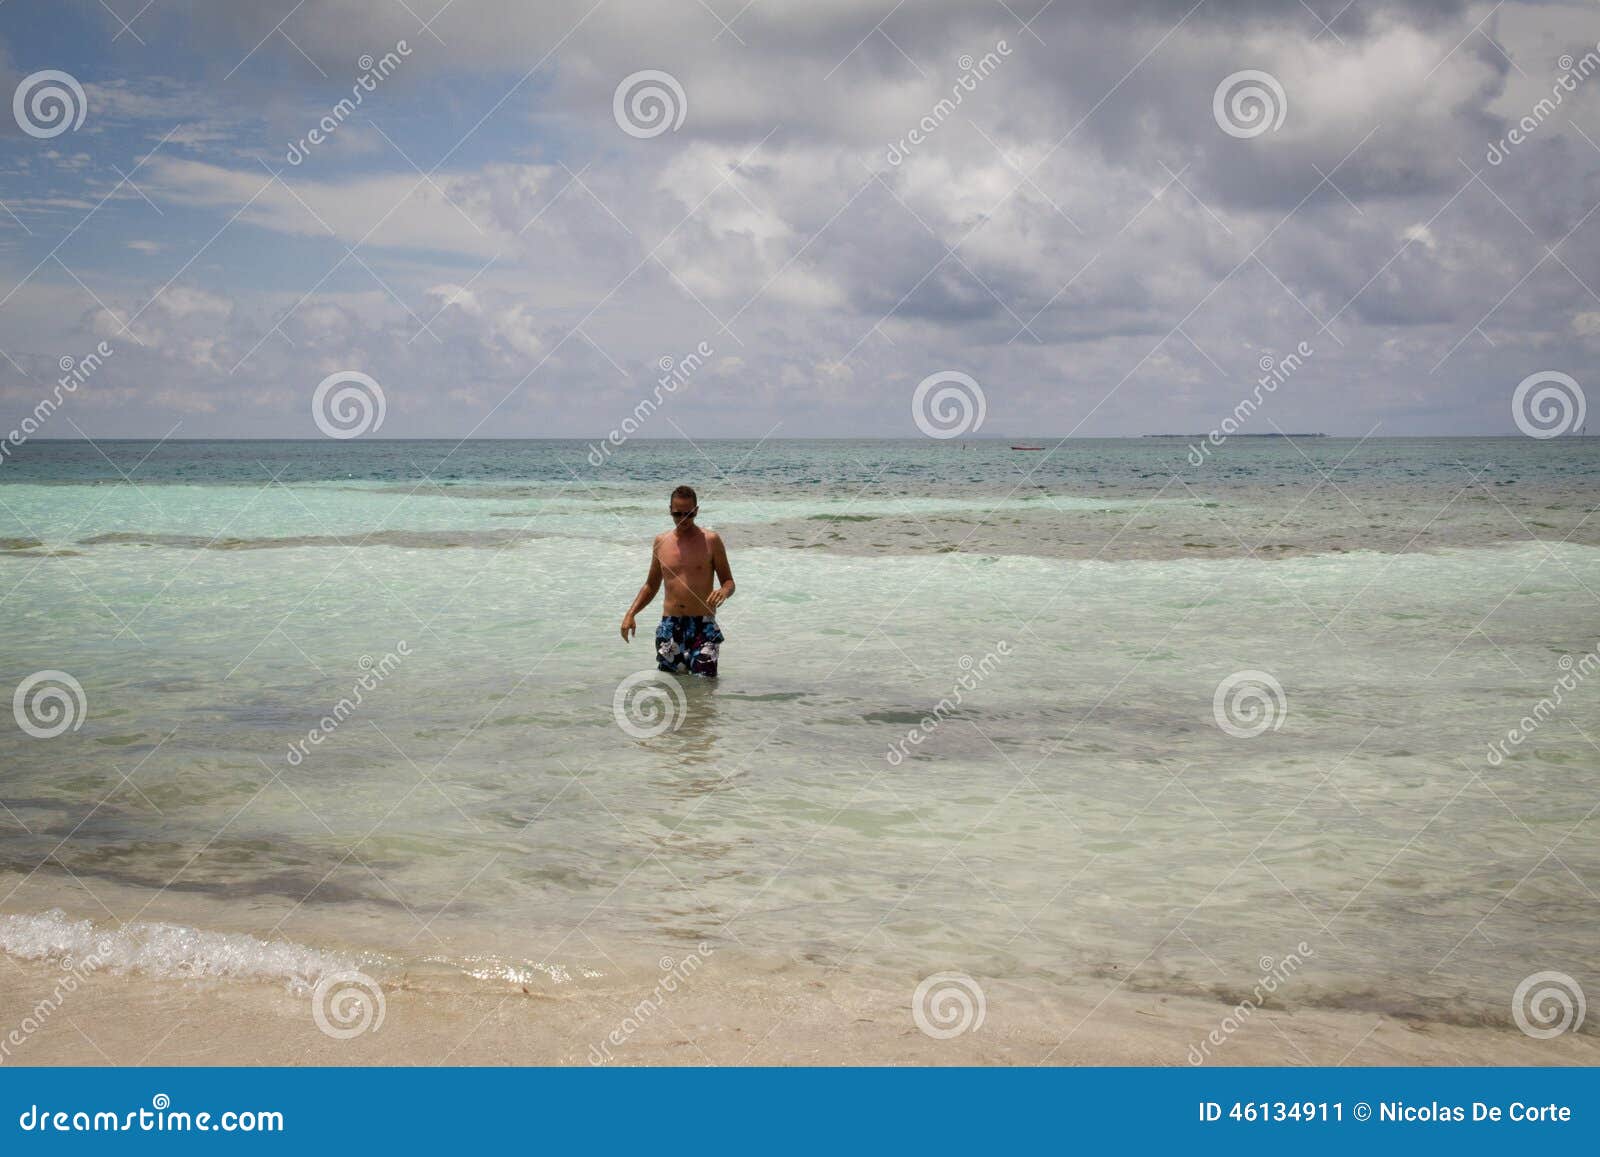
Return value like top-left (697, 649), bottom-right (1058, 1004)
top-left (656, 615), bottom-right (724, 677)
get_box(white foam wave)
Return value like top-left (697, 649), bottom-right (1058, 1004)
top-left (0, 909), bottom-right (364, 994)
top-left (426, 953), bottom-right (604, 986)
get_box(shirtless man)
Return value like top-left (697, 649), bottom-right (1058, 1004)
top-left (619, 485), bottom-right (735, 677)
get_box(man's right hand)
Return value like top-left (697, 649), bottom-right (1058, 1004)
top-left (620, 615), bottom-right (636, 642)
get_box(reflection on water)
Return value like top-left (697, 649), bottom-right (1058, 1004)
top-left (654, 675), bottom-right (725, 779)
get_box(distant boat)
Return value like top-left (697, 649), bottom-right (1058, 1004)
top-left (1010, 444), bottom-right (1046, 451)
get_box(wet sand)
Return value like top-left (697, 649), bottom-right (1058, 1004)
top-left (3, 949), bottom-right (1594, 1068)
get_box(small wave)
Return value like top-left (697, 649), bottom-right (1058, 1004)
top-left (0, 908), bottom-right (362, 993)
top-left (76, 529), bottom-right (546, 551)
top-left (349, 483), bottom-right (584, 502)
top-left (427, 954), bottom-right (604, 986)
top-left (860, 708), bottom-right (942, 725)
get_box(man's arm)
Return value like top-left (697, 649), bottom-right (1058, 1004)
top-left (705, 531), bottom-right (735, 611)
top-left (620, 540), bottom-right (663, 641)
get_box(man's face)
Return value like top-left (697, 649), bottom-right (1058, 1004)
top-left (670, 497), bottom-right (697, 529)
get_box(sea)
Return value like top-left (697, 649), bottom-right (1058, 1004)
top-left (1, 436), bottom-right (1597, 1030)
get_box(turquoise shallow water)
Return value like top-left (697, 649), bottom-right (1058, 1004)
top-left (1, 438), bottom-right (1597, 1026)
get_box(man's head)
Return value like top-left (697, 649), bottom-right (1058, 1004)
top-left (669, 484), bottom-right (698, 529)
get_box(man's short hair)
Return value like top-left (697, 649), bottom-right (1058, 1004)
top-left (671, 484), bottom-right (697, 505)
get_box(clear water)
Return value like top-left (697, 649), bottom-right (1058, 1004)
top-left (1, 437), bottom-right (1597, 1025)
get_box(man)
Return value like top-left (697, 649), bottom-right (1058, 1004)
top-left (620, 485), bottom-right (735, 677)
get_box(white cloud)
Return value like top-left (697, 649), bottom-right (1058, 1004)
top-left (146, 157), bottom-right (559, 258)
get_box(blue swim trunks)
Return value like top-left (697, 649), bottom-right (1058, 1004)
top-left (656, 615), bottom-right (724, 677)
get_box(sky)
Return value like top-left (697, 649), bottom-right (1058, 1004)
top-left (1, 0), bottom-right (1598, 440)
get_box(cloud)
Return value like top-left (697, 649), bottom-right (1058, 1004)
top-left (143, 157), bottom-right (557, 258)
top-left (4, 1), bottom-right (1599, 437)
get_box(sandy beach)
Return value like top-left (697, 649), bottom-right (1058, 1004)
top-left (7, 942), bottom-right (1597, 1068)
top-left (3, 874), bottom-right (1594, 1068)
